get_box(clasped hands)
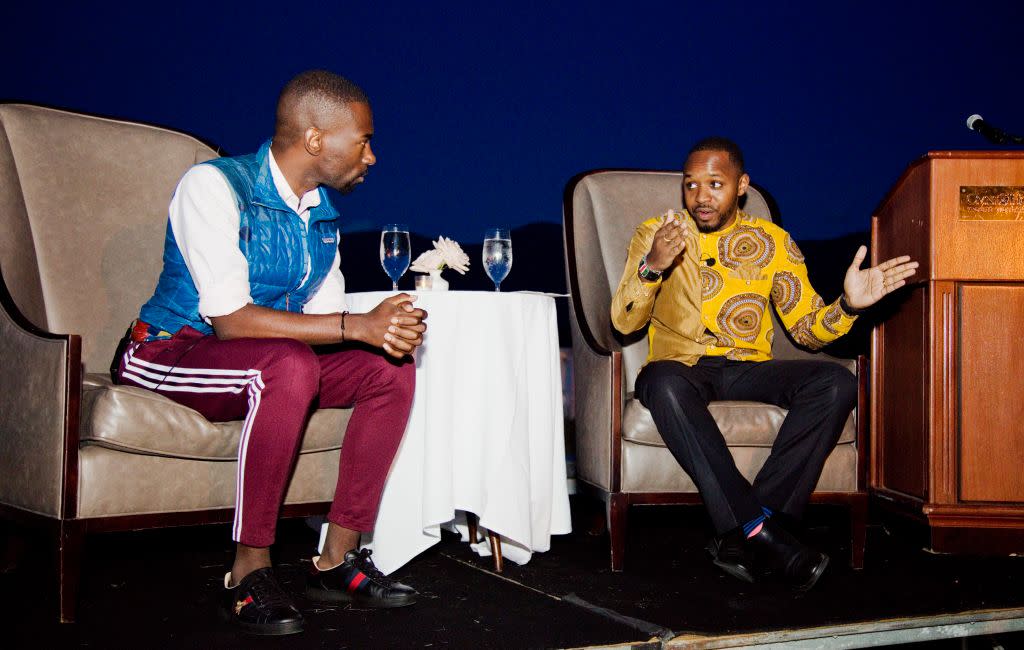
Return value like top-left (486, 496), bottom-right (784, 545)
top-left (365, 294), bottom-right (428, 359)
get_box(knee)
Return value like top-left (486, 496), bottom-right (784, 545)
top-left (812, 363), bottom-right (857, 411)
top-left (638, 374), bottom-right (702, 412)
top-left (263, 339), bottom-right (320, 396)
top-left (365, 354), bottom-right (416, 406)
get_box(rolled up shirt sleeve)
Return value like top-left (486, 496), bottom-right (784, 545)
top-left (168, 165), bottom-right (253, 320)
top-left (303, 248), bottom-right (349, 314)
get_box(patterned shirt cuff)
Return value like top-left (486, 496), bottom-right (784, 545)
top-left (838, 295), bottom-right (864, 317)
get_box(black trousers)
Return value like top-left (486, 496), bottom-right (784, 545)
top-left (635, 357), bottom-right (857, 535)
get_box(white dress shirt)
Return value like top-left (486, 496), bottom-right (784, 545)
top-left (167, 148), bottom-right (347, 322)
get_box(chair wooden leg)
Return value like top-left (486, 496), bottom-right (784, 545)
top-left (488, 531), bottom-right (504, 573)
top-left (58, 520), bottom-right (84, 624)
top-left (467, 513), bottom-right (479, 544)
top-left (609, 493), bottom-right (628, 572)
top-left (850, 494), bottom-right (867, 570)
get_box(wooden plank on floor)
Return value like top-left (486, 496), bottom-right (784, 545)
top-left (665, 607), bottom-right (1024, 649)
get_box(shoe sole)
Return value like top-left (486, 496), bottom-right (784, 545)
top-left (712, 558), bottom-right (755, 584)
top-left (219, 607), bottom-right (304, 636)
top-left (795, 554), bottom-right (830, 592)
top-left (305, 586), bottom-right (417, 608)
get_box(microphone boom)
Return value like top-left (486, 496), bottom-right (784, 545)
top-left (966, 114), bottom-right (1024, 145)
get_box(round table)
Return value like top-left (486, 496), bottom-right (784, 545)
top-left (332, 290), bottom-right (572, 573)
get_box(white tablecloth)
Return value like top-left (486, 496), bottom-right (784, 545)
top-left (338, 290), bottom-right (572, 574)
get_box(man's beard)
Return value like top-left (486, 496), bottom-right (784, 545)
top-left (692, 201), bottom-right (739, 233)
top-left (336, 176), bottom-right (362, 195)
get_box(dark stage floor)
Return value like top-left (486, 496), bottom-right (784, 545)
top-left (2, 499), bottom-right (1023, 649)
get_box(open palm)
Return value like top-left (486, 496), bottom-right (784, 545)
top-left (843, 245), bottom-right (919, 310)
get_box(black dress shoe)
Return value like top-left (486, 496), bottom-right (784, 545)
top-left (707, 528), bottom-right (755, 583)
top-left (222, 567), bottom-right (304, 636)
top-left (768, 511), bottom-right (807, 538)
top-left (746, 519), bottom-right (829, 591)
top-left (306, 549), bottom-right (417, 608)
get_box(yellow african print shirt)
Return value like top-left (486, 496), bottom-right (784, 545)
top-left (611, 210), bottom-right (858, 365)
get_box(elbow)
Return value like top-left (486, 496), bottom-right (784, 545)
top-left (610, 302), bottom-right (643, 335)
top-left (212, 324), bottom-right (238, 341)
top-left (210, 315), bottom-right (246, 341)
top-left (610, 314), bottom-right (637, 336)
top-left (209, 303), bottom-right (254, 341)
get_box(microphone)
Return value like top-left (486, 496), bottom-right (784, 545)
top-left (966, 114), bottom-right (1024, 145)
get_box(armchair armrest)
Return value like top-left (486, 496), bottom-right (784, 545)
top-left (0, 278), bottom-right (80, 519)
top-left (569, 306), bottom-right (623, 493)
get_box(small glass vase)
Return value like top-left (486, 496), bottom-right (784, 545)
top-left (429, 269), bottom-right (449, 291)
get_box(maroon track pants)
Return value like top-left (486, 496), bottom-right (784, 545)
top-left (117, 326), bottom-right (414, 547)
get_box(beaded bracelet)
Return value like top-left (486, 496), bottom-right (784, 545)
top-left (638, 256), bottom-right (663, 282)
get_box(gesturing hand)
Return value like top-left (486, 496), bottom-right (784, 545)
top-left (843, 245), bottom-right (919, 310)
top-left (365, 293), bottom-right (428, 358)
top-left (645, 210), bottom-right (689, 273)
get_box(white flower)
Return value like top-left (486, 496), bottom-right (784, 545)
top-left (410, 249), bottom-right (444, 273)
top-left (409, 236), bottom-right (471, 275)
top-left (434, 236), bottom-right (470, 274)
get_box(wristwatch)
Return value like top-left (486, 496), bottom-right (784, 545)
top-left (838, 295), bottom-right (863, 316)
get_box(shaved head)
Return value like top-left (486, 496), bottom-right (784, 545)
top-left (274, 70), bottom-right (369, 144)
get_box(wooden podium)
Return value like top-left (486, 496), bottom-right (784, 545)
top-left (871, 151), bottom-right (1024, 553)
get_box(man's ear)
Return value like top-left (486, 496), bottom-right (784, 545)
top-left (737, 173), bottom-right (750, 196)
top-left (304, 127), bottom-right (322, 156)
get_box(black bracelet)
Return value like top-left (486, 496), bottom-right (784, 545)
top-left (340, 310), bottom-right (349, 341)
top-left (838, 295), bottom-right (863, 316)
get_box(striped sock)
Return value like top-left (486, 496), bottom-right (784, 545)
top-left (742, 514), bottom-right (766, 538)
top-left (762, 506), bottom-right (774, 518)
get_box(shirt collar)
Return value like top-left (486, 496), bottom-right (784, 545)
top-left (719, 210), bottom-right (746, 234)
top-left (267, 148), bottom-right (322, 216)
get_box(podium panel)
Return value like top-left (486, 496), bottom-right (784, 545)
top-left (958, 284), bottom-right (1024, 503)
top-left (932, 159), bottom-right (1024, 281)
top-left (876, 286), bottom-right (928, 500)
top-left (871, 151), bottom-right (1024, 554)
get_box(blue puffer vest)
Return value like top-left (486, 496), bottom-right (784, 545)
top-left (139, 140), bottom-right (340, 336)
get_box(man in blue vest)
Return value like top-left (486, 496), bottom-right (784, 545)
top-left (118, 70), bottom-right (425, 635)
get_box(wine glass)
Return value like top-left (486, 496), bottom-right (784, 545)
top-left (380, 224), bottom-right (411, 291)
top-left (482, 227), bottom-right (512, 292)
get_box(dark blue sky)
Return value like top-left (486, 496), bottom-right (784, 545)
top-left (4, 1), bottom-right (1023, 243)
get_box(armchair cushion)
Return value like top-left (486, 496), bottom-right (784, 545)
top-left (76, 444), bottom-right (342, 518)
top-left (622, 399), bottom-right (856, 448)
top-left (81, 374), bottom-right (349, 461)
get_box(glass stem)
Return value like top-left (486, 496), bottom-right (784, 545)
top-left (495, 283), bottom-right (501, 292)
top-left (392, 282), bottom-right (399, 291)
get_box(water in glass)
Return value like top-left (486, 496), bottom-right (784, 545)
top-left (482, 227), bottom-right (512, 291)
top-left (380, 224), bottom-right (411, 290)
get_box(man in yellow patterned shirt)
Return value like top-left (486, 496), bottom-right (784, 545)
top-left (611, 137), bottom-right (917, 591)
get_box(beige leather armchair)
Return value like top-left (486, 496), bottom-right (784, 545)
top-left (562, 169), bottom-right (867, 572)
top-left (0, 104), bottom-right (350, 622)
